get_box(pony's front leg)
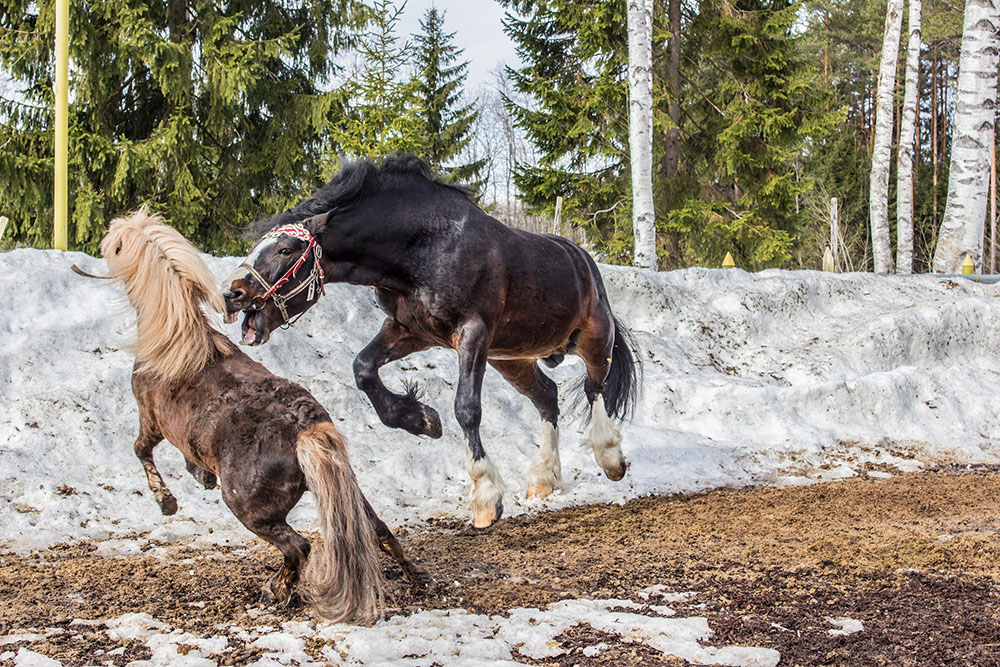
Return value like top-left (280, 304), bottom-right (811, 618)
top-left (354, 318), bottom-right (442, 438)
top-left (455, 319), bottom-right (505, 528)
top-left (134, 428), bottom-right (178, 516)
top-left (184, 456), bottom-right (217, 490)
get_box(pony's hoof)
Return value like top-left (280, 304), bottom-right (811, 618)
top-left (472, 500), bottom-right (503, 529)
top-left (526, 480), bottom-right (555, 499)
top-left (159, 495), bottom-right (178, 516)
top-left (407, 566), bottom-right (434, 591)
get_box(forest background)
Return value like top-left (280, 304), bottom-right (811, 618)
top-left (0, 0), bottom-right (970, 271)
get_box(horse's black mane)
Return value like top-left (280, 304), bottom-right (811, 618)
top-left (256, 155), bottom-right (473, 234)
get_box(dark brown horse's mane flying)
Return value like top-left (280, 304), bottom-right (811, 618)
top-left (255, 155), bottom-right (472, 236)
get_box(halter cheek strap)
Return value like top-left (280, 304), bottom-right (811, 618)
top-left (240, 224), bottom-right (326, 326)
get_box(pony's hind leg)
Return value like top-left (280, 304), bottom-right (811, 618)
top-left (134, 425), bottom-right (179, 516)
top-left (455, 318), bottom-right (504, 528)
top-left (578, 317), bottom-right (628, 482)
top-left (222, 481), bottom-right (309, 606)
top-left (362, 497), bottom-right (431, 589)
top-left (490, 359), bottom-right (562, 499)
top-left (354, 318), bottom-right (441, 438)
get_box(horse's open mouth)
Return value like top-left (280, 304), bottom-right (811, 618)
top-left (240, 310), bottom-right (269, 346)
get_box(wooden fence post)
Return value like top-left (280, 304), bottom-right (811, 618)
top-left (830, 197), bottom-right (839, 272)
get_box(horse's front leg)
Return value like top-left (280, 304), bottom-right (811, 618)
top-left (454, 318), bottom-right (505, 528)
top-left (354, 318), bottom-right (442, 438)
top-left (134, 426), bottom-right (178, 516)
top-left (184, 457), bottom-right (217, 490)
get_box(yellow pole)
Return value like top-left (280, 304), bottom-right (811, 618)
top-left (53, 0), bottom-right (68, 251)
top-left (962, 253), bottom-right (975, 275)
top-left (0, 216), bottom-right (8, 243)
top-left (722, 251), bottom-right (735, 269)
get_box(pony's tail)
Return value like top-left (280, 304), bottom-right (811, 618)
top-left (604, 314), bottom-right (642, 421)
top-left (295, 423), bottom-right (384, 625)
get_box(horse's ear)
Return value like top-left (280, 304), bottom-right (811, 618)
top-left (305, 211), bottom-right (330, 237)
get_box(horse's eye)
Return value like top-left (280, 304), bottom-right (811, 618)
top-left (279, 247), bottom-right (293, 256)
top-left (115, 242), bottom-right (122, 255)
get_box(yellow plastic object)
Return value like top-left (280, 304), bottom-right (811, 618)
top-left (53, 0), bottom-right (68, 251)
top-left (721, 252), bottom-right (735, 269)
top-left (962, 253), bottom-right (975, 275)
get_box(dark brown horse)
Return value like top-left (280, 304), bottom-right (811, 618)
top-left (100, 209), bottom-right (426, 624)
top-left (224, 157), bottom-right (641, 528)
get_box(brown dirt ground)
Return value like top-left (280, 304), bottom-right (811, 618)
top-left (2, 464), bottom-right (1000, 666)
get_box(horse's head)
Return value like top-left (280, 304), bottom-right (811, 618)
top-left (224, 214), bottom-right (327, 345)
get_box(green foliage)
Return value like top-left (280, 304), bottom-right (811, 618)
top-left (501, 0), bottom-right (836, 268)
top-left (0, 0), bottom-right (367, 253)
top-left (328, 0), bottom-right (424, 166)
top-left (411, 7), bottom-right (484, 186)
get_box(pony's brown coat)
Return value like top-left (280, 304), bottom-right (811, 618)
top-left (101, 210), bottom-right (419, 624)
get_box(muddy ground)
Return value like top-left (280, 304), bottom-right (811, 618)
top-left (2, 465), bottom-right (1000, 666)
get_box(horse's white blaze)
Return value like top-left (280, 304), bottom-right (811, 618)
top-left (226, 237), bottom-right (278, 287)
top-left (526, 420), bottom-right (562, 498)
top-left (584, 395), bottom-right (625, 478)
top-left (466, 447), bottom-right (504, 528)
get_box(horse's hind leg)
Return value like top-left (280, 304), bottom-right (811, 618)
top-left (133, 420), bottom-right (179, 516)
top-left (362, 497), bottom-right (431, 588)
top-left (490, 359), bottom-right (561, 499)
top-left (578, 314), bottom-right (627, 481)
top-left (453, 318), bottom-right (504, 528)
top-left (222, 482), bottom-right (309, 606)
top-left (354, 318), bottom-right (442, 438)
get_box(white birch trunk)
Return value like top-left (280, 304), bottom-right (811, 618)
top-left (628, 0), bottom-right (656, 270)
top-left (932, 0), bottom-right (1000, 273)
top-left (896, 0), bottom-right (921, 273)
top-left (870, 0), bottom-right (904, 273)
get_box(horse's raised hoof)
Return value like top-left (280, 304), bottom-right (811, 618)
top-left (472, 499), bottom-right (503, 529)
top-left (158, 494), bottom-right (178, 516)
top-left (603, 458), bottom-right (628, 482)
top-left (398, 404), bottom-right (443, 439)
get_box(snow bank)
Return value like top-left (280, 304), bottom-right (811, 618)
top-left (2, 249), bottom-right (999, 550)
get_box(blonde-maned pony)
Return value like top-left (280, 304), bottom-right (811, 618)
top-left (100, 209), bottom-right (428, 624)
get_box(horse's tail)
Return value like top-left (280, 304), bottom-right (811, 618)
top-left (603, 313), bottom-right (642, 422)
top-left (295, 422), bottom-right (384, 625)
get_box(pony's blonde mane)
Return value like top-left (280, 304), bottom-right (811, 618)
top-left (101, 208), bottom-right (229, 382)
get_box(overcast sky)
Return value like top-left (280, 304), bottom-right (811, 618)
top-left (395, 0), bottom-right (522, 92)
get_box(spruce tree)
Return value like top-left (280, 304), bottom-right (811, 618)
top-left (412, 7), bottom-right (484, 185)
top-left (500, 0), bottom-right (633, 262)
top-left (330, 0), bottom-right (424, 163)
top-left (0, 0), bottom-right (367, 253)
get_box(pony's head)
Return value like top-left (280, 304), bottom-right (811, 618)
top-left (101, 208), bottom-right (228, 381)
top-left (223, 213), bottom-right (327, 346)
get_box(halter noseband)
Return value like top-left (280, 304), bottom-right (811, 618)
top-left (240, 224), bottom-right (326, 327)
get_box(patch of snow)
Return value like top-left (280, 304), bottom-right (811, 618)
top-left (826, 616), bottom-right (864, 636)
top-left (3, 251), bottom-right (1000, 552)
top-left (13, 648), bottom-right (62, 667)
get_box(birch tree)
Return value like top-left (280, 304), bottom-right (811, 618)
top-left (869, 0), bottom-right (904, 273)
top-left (933, 0), bottom-right (1000, 273)
top-left (627, 0), bottom-right (656, 270)
top-left (896, 0), bottom-right (921, 273)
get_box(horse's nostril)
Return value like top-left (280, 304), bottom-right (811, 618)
top-left (226, 288), bottom-right (245, 302)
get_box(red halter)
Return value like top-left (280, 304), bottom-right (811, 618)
top-left (241, 224), bottom-right (326, 325)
